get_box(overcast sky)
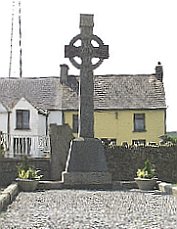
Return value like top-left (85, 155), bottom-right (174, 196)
top-left (0, 0), bottom-right (177, 131)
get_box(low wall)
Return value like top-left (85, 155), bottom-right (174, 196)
top-left (1, 131), bottom-right (177, 186)
top-left (0, 124), bottom-right (73, 187)
top-left (0, 158), bottom-right (51, 187)
top-left (49, 124), bottom-right (177, 183)
top-left (105, 145), bottom-right (177, 183)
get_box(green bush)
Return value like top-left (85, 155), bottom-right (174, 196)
top-left (136, 159), bottom-right (156, 179)
top-left (17, 156), bottom-right (43, 180)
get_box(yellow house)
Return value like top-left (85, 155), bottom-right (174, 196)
top-left (61, 63), bottom-right (166, 146)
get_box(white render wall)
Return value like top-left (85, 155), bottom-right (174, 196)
top-left (48, 111), bottom-right (62, 125)
top-left (0, 103), bottom-right (8, 133)
top-left (38, 114), bottom-right (47, 136)
top-left (0, 113), bottom-right (8, 133)
top-left (10, 98), bottom-right (44, 136)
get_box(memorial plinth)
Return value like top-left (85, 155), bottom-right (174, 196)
top-left (62, 14), bottom-right (112, 187)
top-left (62, 138), bottom-right (112, 185)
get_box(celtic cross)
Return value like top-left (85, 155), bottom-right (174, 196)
top-left (65, 14), bottom-right (109, 138)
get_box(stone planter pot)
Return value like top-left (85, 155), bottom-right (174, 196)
top-left (16, 178), bottom-right (39, 192)
top-left (134, 178), bottom-right (158, 190)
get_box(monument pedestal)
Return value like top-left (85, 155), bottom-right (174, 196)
top-left (62, 171), bottom-right (112, 185)
top-left (62, 138), bottom-right (112, 187)
top-left (62, 14), bottom-right (110, 189)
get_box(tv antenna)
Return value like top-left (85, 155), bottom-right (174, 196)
top-left (9, 0), bottom-right (23, 78)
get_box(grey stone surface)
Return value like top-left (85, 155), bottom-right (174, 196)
top-left (65, 14), bottom-right (109, 138)
top-left (63, 14), bottom-right (110, 185)
top-left (63, 138), bottom-right (112, 185)
top-left (0, 189), bottom-right (177, 228)
top-left (0, 183), bottom-right (19, 212)
top-left (62, 171), bottom-right (112, 185)
top-left (65, 138), bottom-right (108, 172)
top-left (172, 186), bottom-right (177, 196)
top-left (158, 182), bottom-right (177, 197)
top-left (50, 124), bottom-right (73, 180)
top-left (158, 182), bottom-right (174, 194)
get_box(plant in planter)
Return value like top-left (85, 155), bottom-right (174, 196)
top-left (135, 159), bottom-right (157, 190)
top-left (16, 156), bottom-right (43, 192)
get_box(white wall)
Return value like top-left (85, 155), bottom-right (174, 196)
top-left (0, 103), bottom-right (7, 113)
top-left (48, 111), bottom-right (62, 125)
top-left (38, 113), bottom-right (47, 136)
top-left (11, 98), bottom-right (39, 136)
top-left (0, 103), bottom-right (8, 133)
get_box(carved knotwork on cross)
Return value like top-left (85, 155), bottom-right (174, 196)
top-left (64, 14), bottom-right (109, 138)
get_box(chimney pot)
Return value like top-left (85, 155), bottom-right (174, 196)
top-left (60, 64), bottom-right (69, 84)
top-left (155, 62), bottom-right (163, 82)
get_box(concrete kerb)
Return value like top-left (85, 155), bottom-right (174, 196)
top-left (1, 181), bottom-right (176, 212)
top-left (0, 183), bottom-right (19, 212)
top-left (158, 182), bottom-right (177, 196)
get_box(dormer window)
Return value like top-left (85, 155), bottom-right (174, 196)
top-left (16, 110), bottom-right (30, 129)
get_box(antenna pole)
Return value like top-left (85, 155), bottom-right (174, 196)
top-left (8, 1), bottom-right (15, 78)
top-left (18, 0), bottom-right (23, 78)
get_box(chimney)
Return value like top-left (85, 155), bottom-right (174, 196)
top-left (60, 64), bottom-right (69, 84)
top-left (155, 62), bottom-right (163, 82)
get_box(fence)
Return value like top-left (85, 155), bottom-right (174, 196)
top-left (0, 132), bottom-right (50, 158)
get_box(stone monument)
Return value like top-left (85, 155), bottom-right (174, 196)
top-left (62, 14), bottom-right (112, 187)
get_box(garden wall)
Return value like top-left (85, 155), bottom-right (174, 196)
top-left (49, 124), bottom-right (177, 183)
top-left (0, 124), bottom-right (73, 187)
top-left (1, 123), bottom-right (177, 187)
top-left (0, 158), bottom-right (51, 187)
top-left (105, 145), bottom-right (177, 183)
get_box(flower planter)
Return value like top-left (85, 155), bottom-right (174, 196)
top-left (134, 178), bottom-right (158, 190)
top-left (16, 178), bottom-right (39, 192)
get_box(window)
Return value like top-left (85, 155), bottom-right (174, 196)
top-left (16, 110), bottom-right (30, 129)
top-left (134, 113), bottom-right (145, 132)
top-left (72, 114), bottom-right (78, 133)
top-left (132, 139), bottom-right (146, 146)
top-left (101, 138), bottom-right (117, 146)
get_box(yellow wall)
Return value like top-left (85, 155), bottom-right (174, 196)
top-left (64, 109), bottom-right (165, 145)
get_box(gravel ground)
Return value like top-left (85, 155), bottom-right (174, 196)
top-left (0, 189), bottom-right (177, 229)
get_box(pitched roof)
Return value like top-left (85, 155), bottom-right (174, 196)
top-left (0, 74), bottom-right (166, 111)
top-left (0, 77), bottom-right (63, 111)
top-left (62, 74), bottom-right (166, 110)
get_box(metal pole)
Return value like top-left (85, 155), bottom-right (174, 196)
top-left (18, 0), bottom-right (23, 78)
top-left (8, 0), bottom-right (15, 78)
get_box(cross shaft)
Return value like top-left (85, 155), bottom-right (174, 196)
top-left (65, 14), bottom-right (109, 138)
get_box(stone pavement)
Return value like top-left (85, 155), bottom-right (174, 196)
top-left (0, 189), bottom-right (177, 229)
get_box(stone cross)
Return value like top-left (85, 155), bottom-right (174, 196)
top-left (65, 14), bottom-right (109, 138)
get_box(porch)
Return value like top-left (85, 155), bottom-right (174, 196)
top-left (0, 133), bottom-right (50, 158)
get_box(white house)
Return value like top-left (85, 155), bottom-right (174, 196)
top-left (0, 77), bottom-right (63, 158)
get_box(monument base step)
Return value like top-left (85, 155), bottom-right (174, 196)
top-left (37, 180), bottom-right (139, 190)
top-left (38, 181), bottom-right (64, 190)
top-left (63, 183), bottom-right (113, 190)
top-left (62, 171), bottom-right (112, 185)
